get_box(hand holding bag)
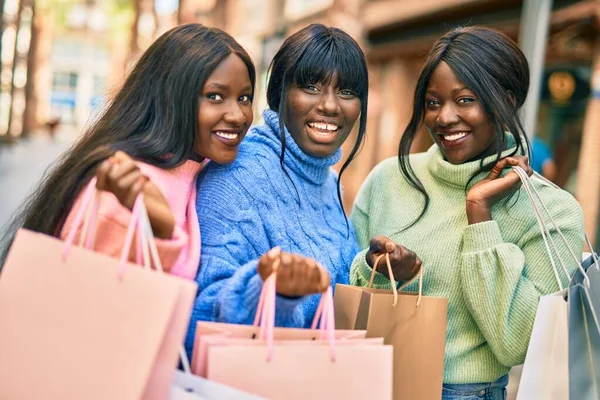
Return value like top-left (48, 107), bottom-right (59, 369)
top-left (334, 253), bottom-right (448, 400)
top-left (193, 260), bottom-right (394, 400)
top-left (0, 179), bottom-right (197, 400)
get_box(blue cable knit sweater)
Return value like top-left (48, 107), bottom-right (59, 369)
top-left (186, 110), bottom-right (359, 354)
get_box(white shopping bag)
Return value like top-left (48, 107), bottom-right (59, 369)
top-left (516, 292), bottom-right (569, 399)
top-left (170, 370), bottom-right (262, 400)
top-left (513, 167), bottom-right (595, 400)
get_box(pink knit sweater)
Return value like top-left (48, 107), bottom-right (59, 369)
top-left (60, 160), bottom-right (204, 280)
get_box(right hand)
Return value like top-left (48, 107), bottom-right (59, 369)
top-left (366, 236), bottom-right (421, 283)
top-left (257, 247), bottom-right (331, 297)
top-left (95, 151), bottom-right (175, 239)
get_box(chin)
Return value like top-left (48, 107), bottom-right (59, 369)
top-left (305, 144), bottom-right (338, 158)
top-left (441, 151), bottom-right (468, 165)
top-left (209, 152), bottom-right (239, 165)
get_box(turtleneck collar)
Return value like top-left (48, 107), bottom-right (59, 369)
top-left (248, 109), bottom-right (342, 185)
top-left (426, 132), bottom-right (526, 188)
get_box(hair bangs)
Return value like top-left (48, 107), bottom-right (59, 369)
top-left (291, 38), bottom-right (367, 99)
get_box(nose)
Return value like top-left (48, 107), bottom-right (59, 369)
top-left (436, 103), bottom-right (460, 127)
top-left (317, 91), bottom-right (340, 115)
top-left (223, 101), bottom-right (247, 126)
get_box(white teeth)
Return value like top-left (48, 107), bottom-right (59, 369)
top-left (215, 131), bottom-right (239, 140)
top-left (443, 132), bottom-right (468, 141)
top-left (309, 122), bottom-right (338, 132)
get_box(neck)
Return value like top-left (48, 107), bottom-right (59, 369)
top-left (426, 132), bottom-right (522, 188)
top-left (255, 109), bottom-right (342, 185)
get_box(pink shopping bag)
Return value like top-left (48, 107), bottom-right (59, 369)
top-left (0, 180), bottom-right (197, 400)
top-left (195, 267), bottom-right (393, 400)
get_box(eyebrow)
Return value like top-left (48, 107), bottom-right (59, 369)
top-left (205, 82), bottom-right (253, 92)
top-left (425, 86), bottom-right (472, 96)
top-left (452, 86), bottom-right (471, 94)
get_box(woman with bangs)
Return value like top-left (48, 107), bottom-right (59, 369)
top-left (185, 24), bottom-right (368, 351)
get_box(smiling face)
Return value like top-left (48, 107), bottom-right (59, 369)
top-left (283, 74), bottom-right (361, 158)
top-left (195, 54), bottom-right (254, 164)
top-left (424, 61), bottom-right (498, 164)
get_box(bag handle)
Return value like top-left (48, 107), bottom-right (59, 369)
top-left (135, 202), bottom-right (194, 375)
top-left (63, 181), bottom-right (194, 374)
top-left (61, 177), bottom-right (147, 279)
top-left (513, 167), bottom-right (570, 290)
top-left (62, 177), bottom-right (100, 255)
top-left (513, 166), bottom-right (591, 288)
top-left (251, 259), bottom-right (337, 362)
top-left (368, 252), bottom-right (423, 308)
top-left (528, 170), bottom-right (600, 273)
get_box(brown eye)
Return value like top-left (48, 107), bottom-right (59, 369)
top-left (207, 93), bottom-right (223, 101)
top-left (239, 94), bottom-right (252, 103)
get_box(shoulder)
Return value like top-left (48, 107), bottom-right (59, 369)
top-left (529, 175), bottom-right (584, 224)
top-left (366, 157), bottom-right (399, 182)
top-left (136, 160), bottom-right (202, 181)
top-left (196, 155), bottom-right (276, 212)
top-left (363, 153), bottom-right (431, 188)
top-left (354, 157), bottom-right (399, 208)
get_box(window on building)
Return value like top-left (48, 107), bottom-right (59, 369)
top-left (52, 72), bottom-right (78, 92)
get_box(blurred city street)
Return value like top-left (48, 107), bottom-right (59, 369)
top-left (0, 129), bottom-right (76, 229)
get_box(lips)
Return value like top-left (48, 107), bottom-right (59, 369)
top-left (437, 130), bottom-right (471, 148)
top-left (306, 120), bottom-right (341, 144)
top-left (212, 129), bottom-right (243, 146)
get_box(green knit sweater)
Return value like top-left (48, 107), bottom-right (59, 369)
top-left (350, 139), bottom-right (585, 384)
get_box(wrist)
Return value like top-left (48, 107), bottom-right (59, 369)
top-left (151, 221), bottom-right (174, 239)
top-left (466, 199), bottom-right (492, 224)
top-left (145, 203), bottom-right (175, 239)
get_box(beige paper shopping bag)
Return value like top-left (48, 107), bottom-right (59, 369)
top-left (0, 184), bottom-right (197, 400)
top-left (335, 254), bottom-right (448, 400)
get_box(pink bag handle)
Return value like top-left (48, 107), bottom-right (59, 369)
top-left (252, 256), bottom-right (337, 362)
top-left (62, 177), bottom-right (147, 278)
top-left (62, 178), bottom-right (99, 255)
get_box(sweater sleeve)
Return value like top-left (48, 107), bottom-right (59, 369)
top-left (350, 165), bottom-right (392, 289)
top-left (185, 167), bottom-right (304, 355)
top-left (458, 188), bottom-right (585, 367)
top-left (60, 181), bottom-right (186, 271)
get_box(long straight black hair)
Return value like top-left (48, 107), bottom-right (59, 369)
top-left (266, 24), bottom-right (369, 230)
top-left (399, 26), bottom-right (530, 227)
top-left (0, 23), bottom-right (255, 266)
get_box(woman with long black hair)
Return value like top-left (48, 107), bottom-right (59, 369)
top-left (0, 23), bottom-right (256, 281)
top-left (351, 26), bottom-right (584, 398)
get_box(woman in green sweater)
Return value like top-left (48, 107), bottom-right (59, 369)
top-left (351, 26), bottom-right (585, 399)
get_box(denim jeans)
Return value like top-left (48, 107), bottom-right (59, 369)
top-left (442, 374), bottom-right (509, 400)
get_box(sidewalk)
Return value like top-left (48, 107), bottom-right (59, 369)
top-left (0, 127), bottom-right (79, 230)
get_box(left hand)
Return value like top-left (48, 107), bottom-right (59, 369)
top-left (465, 156), bottom-right (533, 224)
top-left (96, 151), bottom-right (175, 239)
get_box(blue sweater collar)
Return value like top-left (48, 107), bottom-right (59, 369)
top-left (250, 110), bottom-right (342, 185)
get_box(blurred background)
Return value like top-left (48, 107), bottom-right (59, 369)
top-left (1, 0), bottom-right (599, 250)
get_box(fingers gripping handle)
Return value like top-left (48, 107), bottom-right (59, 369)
top-left (368, 253), bottom-right (424, 307)
top-left (252, 255), bottom-right (337, 362)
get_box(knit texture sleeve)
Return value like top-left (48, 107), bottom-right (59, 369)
top-left (186, 165), bottom-right (304, 355)
top-left (350, 163), bottom-right (392, 289)
top-left (458, 187), bottom-right (585, 367)
top-left (60, 181), bottom-right (186, 271)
